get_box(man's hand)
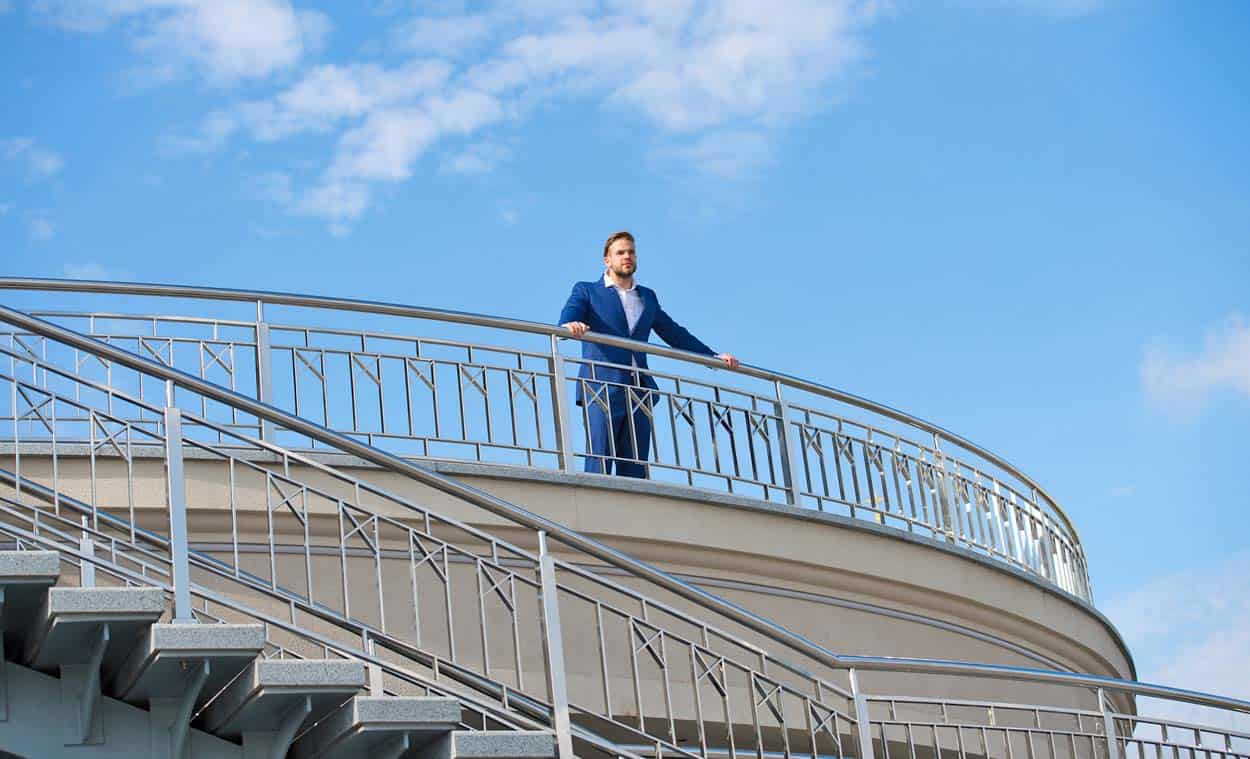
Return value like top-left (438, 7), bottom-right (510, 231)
top-left (562, 321), bottom-right (590, 338)
top-left (717, 353), bottom-right (740, 370)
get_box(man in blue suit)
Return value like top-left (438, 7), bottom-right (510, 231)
top-left (558, 230), bottom-right (739, 478)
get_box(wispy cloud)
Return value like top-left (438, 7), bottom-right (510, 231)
top-left (965, 0), bottom-right (1105, 18)
top-left (62, 262), bottom-right (116, 279)
top-left (2, 137), bottom-right (65, 180)
top-left (1142, 315), bottom-right (1250, 415)
top-left (1109, 485), bottom-right (1133, 498)
top-left (1105, 553), bottom-right (1250, 729)
top-left (27, 212), bottom-right (55, 241)
top-left (34, 0), bottom-right (331, 87)
top-left (441, 141), bottom-right (510, 176)
top-left (163, 0), bottom-right (882, 233)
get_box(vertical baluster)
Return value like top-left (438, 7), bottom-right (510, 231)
top-left (774, 381), bottom-right (802, 506)
top-left (1099, 689), bottom-right (1121, 759)
top-left (537, 532), bottom-right (574, 759)
top-left (254, 300), bottom-right (274, 440)
top-left (163, 380), bottom-right (194, 622)
top-left (549, 336), bottom-right (576, 474)
top-left (850, 668), bottom-right (875, 759)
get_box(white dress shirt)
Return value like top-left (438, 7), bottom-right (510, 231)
top-left (604, 272), bottom-right (644, 333)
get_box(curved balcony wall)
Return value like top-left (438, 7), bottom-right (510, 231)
top-left (0, 278), bottom-right (1090, 603)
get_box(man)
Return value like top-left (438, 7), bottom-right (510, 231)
top-left (558, 230), bottom-right (739, 478)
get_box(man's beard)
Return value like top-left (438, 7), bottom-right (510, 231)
top-left (611, 263), bottom-right (636, 278)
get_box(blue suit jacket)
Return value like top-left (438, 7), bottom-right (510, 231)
top-left (558, 276), bottom-right (716, 408)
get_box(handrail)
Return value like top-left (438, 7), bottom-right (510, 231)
top-left (2, 304), bottom-right (1247, 721)
top-left (0, 305), bottom-right (846, 675)
top-left (0, 276), bottom-right (1079, 542)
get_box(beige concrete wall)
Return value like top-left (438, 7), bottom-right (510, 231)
top-left (1, 451), bottom-right (1134, 730)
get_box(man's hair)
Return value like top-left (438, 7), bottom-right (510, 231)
top-left (602, 230), bottom-right (635, 257)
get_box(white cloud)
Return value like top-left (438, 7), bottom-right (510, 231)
top-left (252, 171), bottom-right (294, 205)
top-left (35, 0), bottom-right (330, 86)
top-left (392, 14), bottom-right (495, 57)
top-left (62, 262), bottom-right (114, 279)
top-left (500, 208), bottom-right (519, 225)
top-left (234, 60), bottom-right (452, 141)
top-left (156, 0), bottom-right (881, 231)
top-left (28, 213), bottom-right (55, 241)
top-left (1109, 485), bottom-right (1133, 498)
top-left (654, 129), bottom-right (776, 179)
top-left (3, 137), bottom-right (65, 179)
top-left (964, 0), bottom-right (1104, 17)
top-left (1142, 315), bottom-right (1250, 415)
top-left (441, 141), bottom-right (510, 175)
top-left (1105, 553), bottom-right (1250, 732)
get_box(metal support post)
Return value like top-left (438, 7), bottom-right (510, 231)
top-left (164, 381), bottom-right (195, 623)
top-left (1099, 688), bottom-right (1122, 759)
top-left (849, 668), bottom-right (875, 759)
top-left (255, 300), bottom-right (275, 441)
top-left (773, 380), bottom-right (802, 506)
top-left (79, 515), bottom-right (96, 588)
top-left (364, 630), bottom-right (384, 696)
top-left (548, 336), bottom-right (576, 474)
top-left (537, 532), bottom-right (575, 759)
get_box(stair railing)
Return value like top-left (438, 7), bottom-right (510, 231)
top-left (2, 305), bottom-right (1248, 759)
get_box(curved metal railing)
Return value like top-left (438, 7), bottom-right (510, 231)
top-left (0, 277), bottom-right (1089, 600)
top-left (1, 303), bottom-right (1248, 759)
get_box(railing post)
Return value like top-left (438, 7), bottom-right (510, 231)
top-left (849, 668), bottom-right (875, 759)
top-left (1099, 688), bottom-right (1122, 759)
top-left (548, 336), bottom-right (576, 474)
top-left (79, 515), bottom-right (95, 588)
top-left (773, 380), bottom-right (803, 506)
top-left (254, 300), bottom-right (275, 441)
top-left (163, 380), bottom-right (195, 623)
top-left (537, 531), bottom-right (574, 759)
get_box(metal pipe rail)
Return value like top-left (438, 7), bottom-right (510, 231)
top-left (0, 277), bottom-right (1089, 600)
top-left (2, 304), bottom-right (1247, 719)
top-left (5, 304), bottom-right (1250, 759)
top-left (0, 277), bottom-right (1074, 531)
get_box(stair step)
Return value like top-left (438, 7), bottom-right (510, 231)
top-left (24, 586), bottom-right (164, 672)
top-left (112, 622), bottom-right (266, 707)
top-left (290, 696), bottom-right (461, 759)
top-left (432, 730), bottom-right (557, 759)
top-left (0, 550), bottom-right (60, 651)
top-left (196, 657), bottom-right (366, 740)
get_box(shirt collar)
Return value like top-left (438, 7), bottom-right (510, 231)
top-left (603, 272), bottom-right (638, 292)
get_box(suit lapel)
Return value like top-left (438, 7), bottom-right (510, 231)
top-left (593, 276), bottom-right (631, 336)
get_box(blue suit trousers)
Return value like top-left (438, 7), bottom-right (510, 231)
top-left (584, 403), bottom-right (652, 479)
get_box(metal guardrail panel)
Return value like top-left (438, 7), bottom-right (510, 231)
top-left (0, 278), bottom-right (1088, 600)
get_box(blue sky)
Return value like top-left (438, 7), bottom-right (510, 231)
top-left (2, 0), bottom-right (1248, 706)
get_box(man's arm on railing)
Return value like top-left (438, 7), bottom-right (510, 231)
top-left (557, 281), bottom-right (590, 338)
top-left (652, 303), bottom-right (739, 369)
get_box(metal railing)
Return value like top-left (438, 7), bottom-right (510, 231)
top-left (2, 300), bottom-right (1250, 759)
top-left (0, 277), bottom-right (1089, 600)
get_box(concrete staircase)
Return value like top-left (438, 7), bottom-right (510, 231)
top-left (0, 551), bottom-right (556, 759)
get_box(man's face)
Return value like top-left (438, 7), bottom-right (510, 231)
top-left (604, 238), bottom-right (637, 278)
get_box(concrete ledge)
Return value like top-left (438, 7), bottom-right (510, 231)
top-left (46, 587), bottom-right (165, 617)
top-left (290, 696), bottom-right (462, 759)
top-left (0, 550), bottom-right (60, 580)
top-left (441, 730), bottom-right (556, 759)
